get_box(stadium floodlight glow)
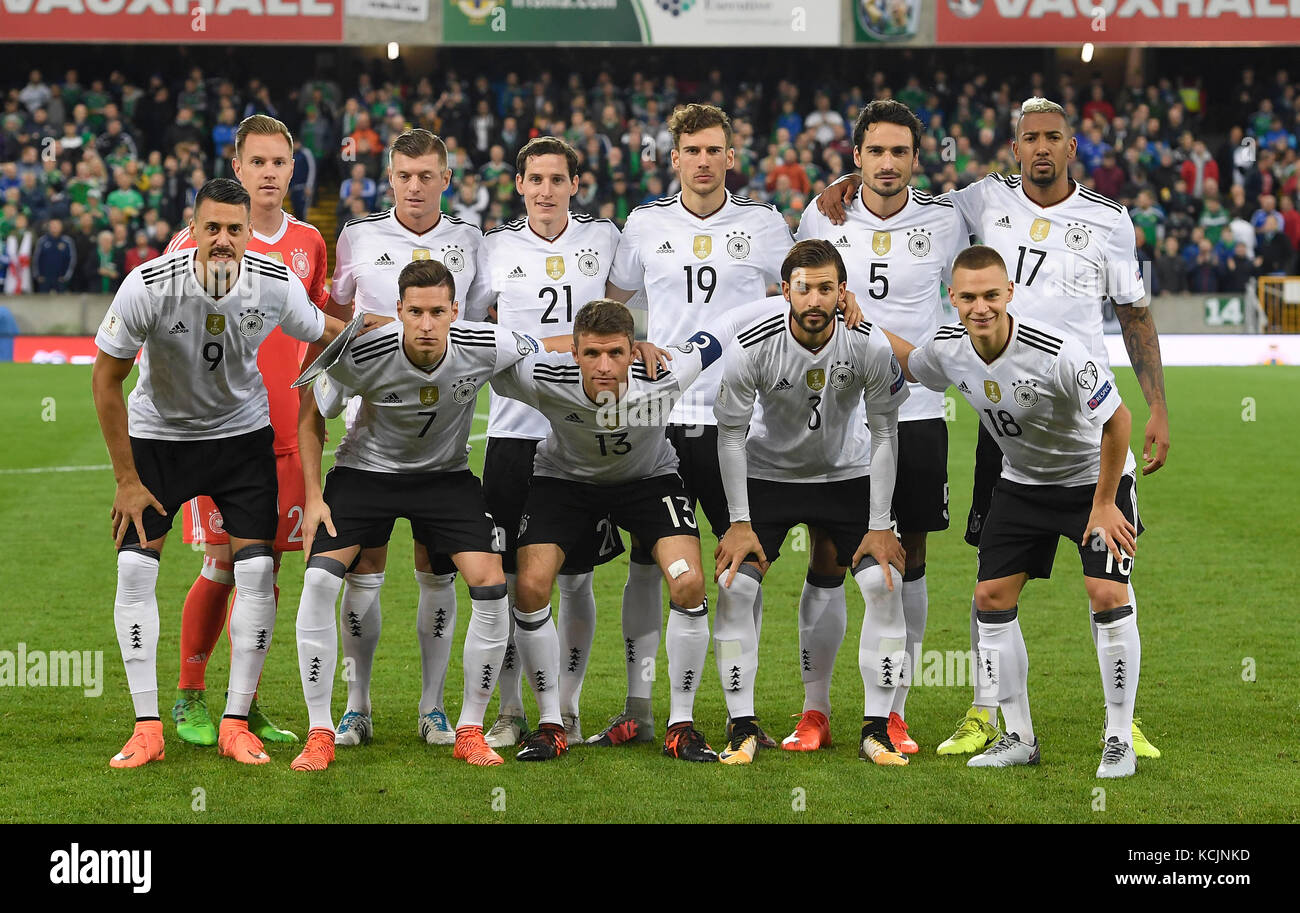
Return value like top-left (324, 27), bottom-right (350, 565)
top-left (1081, 42), bottom-right (1095, 63)
top-left (387, 42), bottom-right (400, 61)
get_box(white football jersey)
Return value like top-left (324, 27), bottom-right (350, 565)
top-left (949, 174), bottom-right (1146, 365)
top-left (908, 316), bottom-right (1136, 488)
top-left (95, 249), bottom-right (325, 441)
top-left (797, 186), bottom-right (967, 422)
top-left (478, 212), bottom-right (621, 441)
top-left (490, 331), bottom-right (722, 485)
top-left (609, 192), bottom-right (793, 424)
top-left (714, 308), bottom-right (909, 483)
top-left (331, 209), bottom-right (489, 320)
top-left (317, 321), bottom-right (541, 474)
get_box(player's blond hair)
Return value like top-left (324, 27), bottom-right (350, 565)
top-left (667, 103), bottom-right (733, 150)
top-left (1019, 97), bottom-right (1068, 120)
top-left (391, 129), bottom-right (448, 169)
top-left (235, 115), bottom-right (293, 160)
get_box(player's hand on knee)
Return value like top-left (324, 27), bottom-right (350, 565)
top-left (815, 173), bottom-right (862, 225)
top-left (715, 522), bottom-right (766, 587)
top-left (112, 479), bottom-right (165, 549)
top-left (631, 341), bottom-right (672, 380)
top-left (854, 529), bottom-right (905, 590)
top-left (1082, 504), bottom-right (1137, 563)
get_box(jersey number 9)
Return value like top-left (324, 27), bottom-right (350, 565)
top-left (202, 342), bottom-right (223, 371)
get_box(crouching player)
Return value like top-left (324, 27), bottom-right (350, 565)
top-left (713, 239), bottom-right (912, 766)
top-left (291, 259), bottom-right (549, 770)
top-left (489, 299), bottom-right (724, 762)
top-left (884, 245), bottom-right (1143, 778)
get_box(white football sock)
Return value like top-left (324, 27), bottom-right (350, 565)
top-left (1094, 604), bottom-right (1140, 742)
top-left (339, 571), bottom-right (384, 716)
top-left (115, 549), bottom-right (161, 719)
top-left (458, 583), bottom-right (510, 729)
top-left (557, 571), bottom-right (596, 718)
top-left (226, 551), bottom-right (276, 718)
top-left (976, 607), bottom-right (1033, 743)
top-left (666, 600), bottom-right (709, 726)
top-left (798, 573), bottom-right (847, 716)
top-left (513, 604), bottom-right (561, 726)
top-left (713, 567), bottom-right (760, 721)
top-left (893, 566), bottom-right (929, 718)
top-left (622, 558), bottom-right (662, 701)
top-left (296, 560), bottom-right (345, 731)
top-left (493, 573), bottom-right (525, 717)
top-left (1090, 583), bottom-right (1137, 646)
top-left (971, 596), bottom-right (997, 718)
top-left (854, 559), bottom-right (906, 719)
top-left (414, 569), bottom-right (457, 715)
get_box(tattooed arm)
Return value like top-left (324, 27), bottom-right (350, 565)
top-left (1114, 303), bottom-right (1170, 475)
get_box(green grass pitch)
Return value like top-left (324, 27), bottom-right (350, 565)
top-left (0, 363), bottom-right (1296, 823)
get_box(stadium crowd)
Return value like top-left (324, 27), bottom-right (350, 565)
top-left (3, 62), bottom-right (1298, 297)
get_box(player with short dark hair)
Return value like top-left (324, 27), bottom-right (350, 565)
top-left (92, 178), bottom-right (348, 768)
top-left (884, 245), bottom-right (1144, 778)
top-left (712, 240), bottom-right (912, 766)
top-left (290, 259), bottom-right (551, 770)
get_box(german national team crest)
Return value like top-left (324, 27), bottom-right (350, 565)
top-left (238, 309), bottom-right (265, 337)
top-left (726, 232), bottom-right (751, 260)
top-left (693, 235), bottom-right (712, 260)
top-left (1029, 218), bottom-right (1051, 243)
top-left (291, 249), bottom-right (311, 278)
top-left (441, 246), bottom-right (466, 272)
top-left (872, 231), bottom-right (891, 256)
top-left (265, 251), bottom-right (284, 263)
top-left (411, 248), bottom-right (432, 261)
top-left (546, 256), bottom-right (565, 280)
top-left (1014, 384), bottom-right (1039, 407)
top-left (578, 249), bottom-right (599, 276)
top-left (907, 228), bottom-right (931, 257)
top-left (829, 361), bottom-right (855, 390)
top-left (205, 314), bottom-right (225, 336)
top-left (806, 369), bottom-right (826, 391)
top-left (984, 380), bottom-right (1002, 403)
top-left (453, 380), bottom-right (477, 404)
top-left (1065, 223), bottom-right (1090, 250)
top-left (420, 386), bottom-right (440, 406)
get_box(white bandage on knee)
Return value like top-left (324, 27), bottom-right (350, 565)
top-left (667, 558), bottom-right (690, 580)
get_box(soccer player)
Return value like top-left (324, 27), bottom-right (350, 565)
top-left (791, 100), bottom-right (967, 754)
top-left (712, 240), bottom-right (911, 766)
top-left (474, 136), bottom-right (625, 749)
top-left (290, 260), bottom-right (549, 771)
top-left (166, 114), bottom-right (331, 749)
top-left (600, 103), bottom-right (795, 748)
top-left (489, 300), bottom-right (724, 762)
top-left (92, 178), bottom-right (348, 768)
top-left (819, 97), bottom-right (1165, 758)
top-left (327, 128), bottom-right (490, 748)
top-left (883, 245), bottom-right (1144, 778)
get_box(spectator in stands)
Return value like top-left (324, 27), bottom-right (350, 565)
top-left (1251, 193), bottom-right (1281, 234)
top-left (1244, 147), bottom-right (1280, 201)
top-left (290, 135), bottom-right (316, 222)
top-left (1134, 225), bottom-right (1158, 294)
top-left (766, 147), bottom-right (810, 196)
top-left (1220, 241), bottom-right (1254, 293)
top-left (34, 217), bottom-right (76, 293)
top-left (1092, 150), bottom-right (1127, 200)
top-left (163, 107), bottom-right (204, 157)
top-left (805, 92), bottom-right (844, 147)
top-left (452, 173), bottom-right (489, 227)
top-left (1278, 193), bottom-right (1300, 249)
top-left (347, 111), bottom-right (383, 177)
top-left (1180, 139), bottom-right (1219, 197)
top-left (1255, 213), bottom-right (1295, 274)
top-left (1077, 125), bottom-right (1111, 174)
top-left (123, 229), bottom-right (158, 274)
top-left (1186, 238), bottom-right (1221, 293)
top-left (90, 228), bottom-right (119, 292)
top-left (105, 169), bottom-right (144, 224)
top-left (4, 213), bottom-right (34, 295)
top-left (19, 70), bottom-right (51, 114)
top-left (340, 162), bottom-right (376, 211)
top-left (1199, 194), bottom-right (1230, 246)
top-left (1154, 236), bottom-right (1187, 295)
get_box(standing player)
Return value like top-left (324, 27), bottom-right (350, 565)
top-left (884, 245), bottom-right (1144, 778)
top-left (474, 137), bottom-right (624, 749)
top-left (290, 260), bottom-right (549, 771)
top-left (792, 100), bottom-right (966, 754)
top-left (489, 300), bottom-right (723, 762)
top-left (167, 115), bottom-right (332, 749)
top-left (819, 97), bottom-right (1166, 758)
top-left (712, 240), bottom-right (912, 766)
top-left (91, 179), bottom-right (348, 768)
top-left (328, 128), bottom-right (490, 748)
top-left (599, 103), bottom-right (794, 747)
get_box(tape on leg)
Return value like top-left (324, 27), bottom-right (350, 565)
top-left (667, 558), bottom-right (690, 580)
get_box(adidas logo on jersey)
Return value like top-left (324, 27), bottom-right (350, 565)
top-left (994, 216), bottom-right (1012, 228)
top-left (656, 241), bottom-right (675, 254)
top-left (381, 392), bottom-right (403, 404)
top-left (773, 378), bottom-right (793, 391)
top-left (563, 412), bottom-right (584, 424)
top-left (958, 381), bottom-right (972, 394)
top-left (507, 265), bottom-right (526, 278)
top-left (833, 235), bottom-right (852, 248)
top-left (168, 321), bottom-right (189, 335)
top-left (374, 252), bottom-right (396, 266)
